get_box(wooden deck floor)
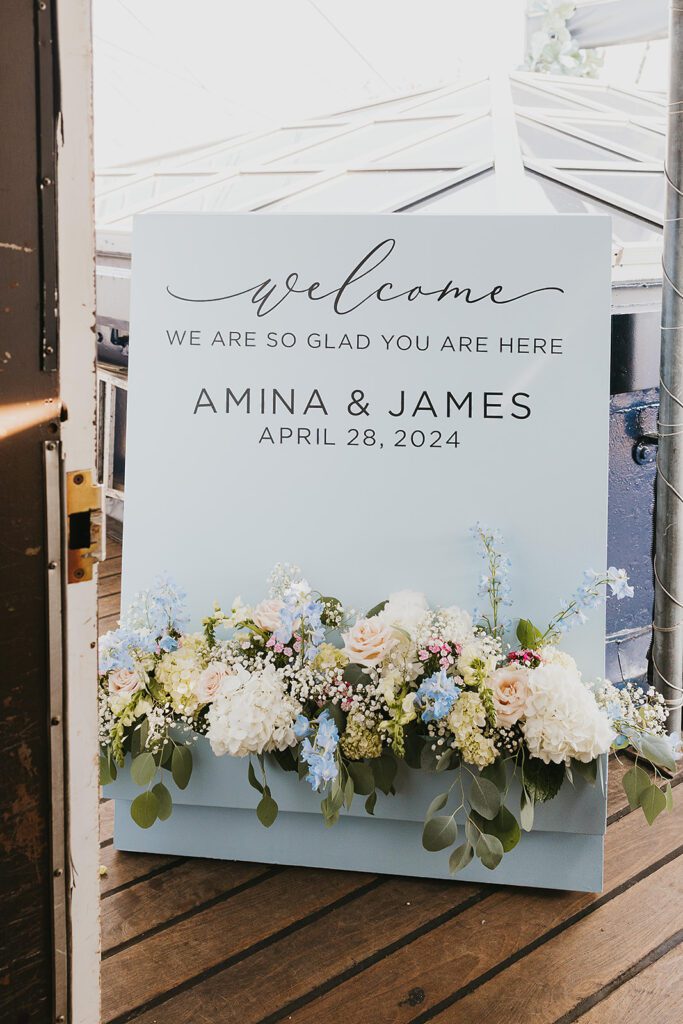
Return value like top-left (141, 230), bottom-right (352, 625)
top-left (99, 535), bottom-right (683, 1024)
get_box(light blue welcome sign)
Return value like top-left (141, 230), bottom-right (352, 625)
top-left (108, 212), bottom-right (612, 891)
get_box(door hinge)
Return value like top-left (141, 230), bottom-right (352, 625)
top-left (66, 470), bottom-right (102, 583)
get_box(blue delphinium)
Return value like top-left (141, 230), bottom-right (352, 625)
top-left (293, 714), bottom-right (312, 739)
top-left (415, 669), bottom-right (461, 723)
top-left (99, 575), bottom-right (187, 674)
top-left (275, 580), bottom-right (325, 661)
top-left (300, 710), bottom-right (339, 791)
top-left (549, 566), bottom-right (634, 638)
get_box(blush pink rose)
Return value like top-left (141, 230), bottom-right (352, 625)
top-left (489, 666), bottom-right (530, 728)
top-left (252, 598), bottom-right (285, 633)
top-left (342, 617), bottom-right (396, 668)
top-left (195, 662), bottom-right (231, 704)
top-left (108, 668), bottom-right (146, 697)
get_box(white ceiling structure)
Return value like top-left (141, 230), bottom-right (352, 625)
top-left (96, 70), bottom-right (667, 326)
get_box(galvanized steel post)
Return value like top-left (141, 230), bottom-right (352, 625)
top-left (653, 3), bottom-right (683, 733)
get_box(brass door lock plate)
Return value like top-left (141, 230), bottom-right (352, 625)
top-left (66, 470), bottom-right (101, 582)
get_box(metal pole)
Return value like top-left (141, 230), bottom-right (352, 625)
top-left (653, 2), bottom-right (683, 734)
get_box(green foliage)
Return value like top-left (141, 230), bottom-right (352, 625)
top-left (171, 744), bottom-right (192, 790)
top-left (131, 751), bottom-right (157, 787)
top-left (475, 831), bottom-right (504, 870)
top-left (640, 783), bottom-right (667, 826)
top-left (570, 758), bottom-right (598, 785)
top-left (366, 600), bottom-right (388, 618)
top-left (99, 752), bottom-right (117, 786)
top-left (364, 790), bottom-right (377, 816)
top-left (520, 788), bottom-right (534, 832)
top-left (472, 806), bottom-right (520, 853)
top-left (422, 815), bottom-right (458, 852)
top-left (425, 792), bottom-right (449, 820)
top-left (130, 791), bottom-right (158, 829)
top-left (371, 751), bottom-right (398, 795)
top-left (623, 764), bottom-right (651, 810)
top-left (522, 757), bottom-right (565, 804)
top-left (632, 733), bottom-right (677, 773)
top-left (449, 843), bottom-right (474, 875)
top-left (248, 759), bottom-right (264, 794)
top-left (152, 782), bottom-right (173, 821)
top-left (256, 791), bottom-right (279, 828)
top-left (347, 760), bottom-right (374, 796)
top-left (322, 699), bottom-right (347, 734)
top-left (481, 759), bottom-right (507, 792)
top-left (516, 618), bottom-right (544, 649)
top-left (623, 764), bottom-right (671, 826)
top-left (468, 774), bottom-right (502, 820)
top-left (271, 748), bottom-right (298, 774)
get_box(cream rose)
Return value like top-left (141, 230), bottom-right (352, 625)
top-left (342, 617), bottom-right (396, 668)
top-left (252, 598), bottom-right (285, 633)
top-left (195, 662), bottom-right (231, 704)
top-left (108, 668), bottom-right (146, 697)
top-left (489, 666), bottom-right (530, 728)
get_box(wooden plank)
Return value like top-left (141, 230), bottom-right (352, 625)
top-left (100, 800), bottom-right (114, 843)
top-left (98, 555), bottom-right (122, 581)
top-left (428, 856), bottom-right (683, 1024)
top-left (99, 846), bottom-right (178, 896)
top-left (99, 592), bottom-right (122, 618)
top-left (98, 614), bottom-right (120, 634)
top-left (101, 867), bottom-right (376, 1024)
top-left (101, 860), bottom-right (272, 953)
top-left (105, 537), bottom-right (123, 559)
top-left (128, 792), bottom-right (683, 1024)
top-left (98, 573), bottom-right (122, 598)
top-left (573, 942), bottom-right (683, 1024)
top-left (265, 791), bottom-right (683, 1024)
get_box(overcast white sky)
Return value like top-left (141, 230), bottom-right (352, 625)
top-left (93, 0), bottom-right (668, 168)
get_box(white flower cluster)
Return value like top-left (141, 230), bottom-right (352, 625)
top-left (206, 662), bottom-right (301, 758)
top-left (526, 0), bottom-right (603, 78)
top-left (448, 691), bottom-right (497, 767)
top-left (522, 663), bottom-right (615, 764)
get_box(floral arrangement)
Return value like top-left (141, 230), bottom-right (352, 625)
top-left (99, 527), bottom-right (679, 874)
top-left (526, 1), bottom-right (603, 78)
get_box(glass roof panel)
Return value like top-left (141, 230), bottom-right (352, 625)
top-left (270, 119), bottom-right (461, 167)
top-left (568, 170), bottom-right (664, 214)
top-left (401, 81), bottom-right (490, 115)
top-left (177, 126), bottom-right (345, 171)
top-left (95, 173), bottom-right (134, 195)
top-left (560, 120), bottom-right (665, 160)
top-left (97, 173), bottom-right (213, 223)
top-left (556, 85), bottom-right (664, 117)
top-left (265, 170), bottom-right (458, 211)
top-left (525, 173), bottom-right (662, 243)
top-left (372, 117), bottom-right (492, 167)
top-left (405, 170), bottom-right (501, 213)
top-left (517, 119), bottom-right (636, 161)
top-left (511, 82), bottom-right (584, 110)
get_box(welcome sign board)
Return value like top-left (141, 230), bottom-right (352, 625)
top-left (113, 212), bottom-right (613, 891)
top-left (123, 212), bottom-right (611, 680)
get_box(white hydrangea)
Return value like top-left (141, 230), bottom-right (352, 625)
top-left (522, 663), bottom-right (614, 765)
top-left (206, 662), bottom-right (301, 758)
top-left (439, 606), bottom-right (474, 646)
top-left (379, 590), bottom-right (429, 636)
top-left (539, 646), bottom-right (579, 673)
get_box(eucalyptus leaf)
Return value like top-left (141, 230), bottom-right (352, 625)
top-left (130, 790), bottom-right (158, 829)
top-left (665, 783), bottom-right (674, 813)
top-left (171, 745), bottom-right (192, 790)
top-left (435, 750), bottom-right (455, 773)
top-left (472, 806), bottom-right (520, 853)
top-left (152, 781), bottom-right (173, 821)
top-left (425, 792), bottom-right (449, 820)
top-left (256, 791), bottom-right (279, 828)
top-left (247, 760), bottom-right (264, 794)
top-left (448, 843), bottom-right (474, 875)
top-left (640, 782), bottom-right (667, 825)
top-left (372, 751), bottom-right (398, 795)
top-left (634, 733), bottom-right (677, 773)
top-left (481, 759), bottom-right (507, 791)
top-left (344, 774), bottom-right (354, 810)
top-left (131, 751), bottom-right (157, 788)
top-left (347, 760), bottom-right (374, 796)
top-left (422, 814), bottom-right (457, 852)
top-left (520, 789), bottom-right (534, 832)
top-left (468, 775), bottom-right (501, 821)
top-left (99, 753), bottom-right (116, 786)
top-left (365, 790), bottom-right (377, 816)
top-left (475, 831), bottom-right (504, 870)
top-left (271, 747), bottom-right (298, 773)
top-left (570, 758), bottom-right (598, 786)
top-left (366, 600), bottom-right (388, 618)
top-left (623, 764), bottom-right (651, 811)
